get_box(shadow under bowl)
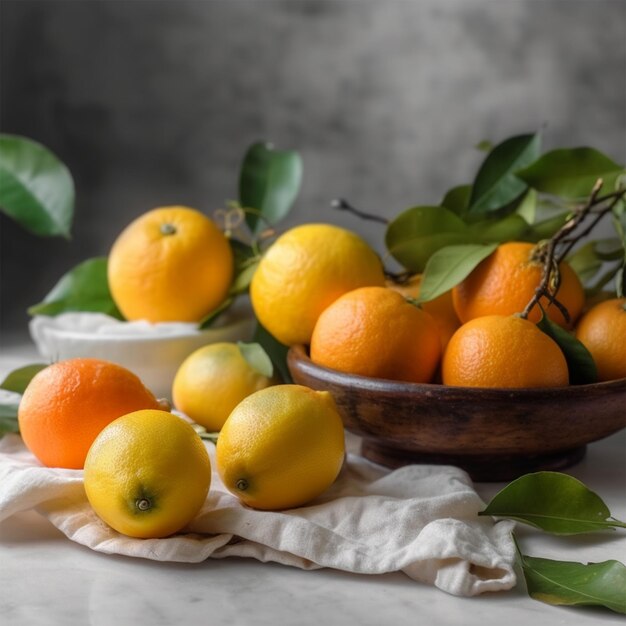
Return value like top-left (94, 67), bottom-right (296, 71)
top-left (287, 345), bottom-right (626, 482)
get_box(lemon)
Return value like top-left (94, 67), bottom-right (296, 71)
top-left (216, 384), bottom-right (345, 510)
top-left (172, 342), bottom-right (274, 431)
top-left (84, 409), bottom-right (211, 538)
top-left (250, 223), bottom-right (385, 346)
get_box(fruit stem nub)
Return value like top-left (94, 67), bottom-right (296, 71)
top-left (236, 479), bottom-right (249, 492)
top-left (160, 223), bottom-right (177, 236)
top-left (136, 498), bottom-right (152, 511)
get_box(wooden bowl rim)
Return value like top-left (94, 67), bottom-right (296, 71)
top-left (288, 344), bottom-right (626, 399)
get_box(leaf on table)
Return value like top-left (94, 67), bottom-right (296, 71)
top-left (239, 141), bottom-right (302, 234)
top-left (28, 257), bottom-right (123, 318)
top-left (384, 205), bottom-right (469, 272)
top-left (480, 471), bottom-right (626, 533)
top-left (536, 313), bottom-right (598, 385)
top-left (0, 364), bottom-right (47, 394)
top-left (468, 133), bottom-right (541, 214)
top-left (418, 244), bottom-right (497, 302)
top-left (516, 147), bottom-right (626, 199)
top-left (0, 134), bottom-right (75, 238)
top-left (519, 553), bottom-right (626, 614)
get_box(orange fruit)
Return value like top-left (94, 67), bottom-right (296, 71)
top-left (250, 223), bottom-right (386, 346)
top-left (575, 298), bottom-right (626, 382)
top-left (387, 275), bottom-right (460, 350)
top-left (452, 242), bottom-right (585, 328)
top-left (310, 286), bottom-right (441, 383)
top-left (108, 206), bottom-right (233, 322)
top-left (18, 358), bottom-right (160, 469)
top-left (442, 315), bottom-right (569, 388)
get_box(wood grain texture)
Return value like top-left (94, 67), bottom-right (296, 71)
top-left (288, 345), bottom-right (626, 481)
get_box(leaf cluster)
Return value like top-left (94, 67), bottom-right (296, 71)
top-left (481, 472), bottom-right (626, 614)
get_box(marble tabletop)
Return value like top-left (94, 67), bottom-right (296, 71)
top-left (1, 343), bottom-right (624, 625)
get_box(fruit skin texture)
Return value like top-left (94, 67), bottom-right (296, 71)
top-left (18, 358), bottom-right (159, 469)
top-left (216, 385), bottom-right (345, 510)
top-left (387, 275), bottom-right (460, 351)
top-left (575, 298), bottom-right (626, 382)
top-left (310, 286), bottom-right (442, 383)
top-left (452, 242), bottom-right (585, 328)
top-left (108, 206), bottom-right (233, 322)
top-left (250, 223), bottom-right (386, 346)
top-left (442, 315), bottom-right (569, 388)
top-left (172, 342), bottom-right (274, 431)
top-left (84, 409), bottom-right (211, 538)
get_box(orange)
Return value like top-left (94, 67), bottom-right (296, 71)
top-left (310, 286), bottom-right (441, 383)
top-left (108, 206), bottom-right (233, 322)
top-left (442, 315), bottom-right (569, 388)
top-left (250, 223), bottom-right (386, 346)
top-left (452, 242), bottom-right (585, 328)
top-left (387, 275), bottom-right (460, 350)
top-left (18, 358), bottom-right (160, 469)
top-left (575, 298), bottom-right (626, 382)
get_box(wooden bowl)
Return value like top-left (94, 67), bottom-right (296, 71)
top-left (287, 345), bottom-right (626, 481)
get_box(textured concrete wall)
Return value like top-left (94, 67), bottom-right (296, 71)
top-left (2, 0), bottom-right (625, 340)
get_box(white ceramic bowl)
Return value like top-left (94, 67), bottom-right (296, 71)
top-left (29, 299), bottom-right (256, 398)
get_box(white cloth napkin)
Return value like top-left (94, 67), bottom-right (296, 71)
top-left (0, 433), bottom-right (516, 597)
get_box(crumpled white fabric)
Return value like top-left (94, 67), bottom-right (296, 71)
top-left (0, 434), bottom-right (516, 597)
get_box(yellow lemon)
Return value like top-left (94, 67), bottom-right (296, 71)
top-left (108, 206), bottom-right (233, 322)
top-left (84, 409), bottom-right (211, 538)
top-left (172, 342), bottom-right (275, 431)
top-left (216, 385), bottom-right (345, 510)
top-left (250, 223), bottom-right (385, 346)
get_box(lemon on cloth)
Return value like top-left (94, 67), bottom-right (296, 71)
top-left (250, 223), bottom-right (385, 346)
top-left (216, 384), bottom-right (346, 510)
top-left (84, 409), bottom-right (211, 538)
top-left (107, 206), bottom-right (233, 323)
top-left (172, 342), bottom-right (275, 431)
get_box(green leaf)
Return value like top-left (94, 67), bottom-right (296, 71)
top-left (28, 257), bottom-right (123, 318)
top-left (519, 553), bottom-right (626, 614)
top-left (516, 147), bottom-right (626, 198)
top-left (441, 184), bottom-right (472, 217)
top-left (385, 206), bottom-right (469, 272)
top-left (516, 188), bottom-right (537, 224)
top-left (0, 134), bottom-right (74, 237)
top-left (0, 364), bottom-right (47, 394)
top-left (469, 133), bottom-right (541, 214)
top-left (468, 213), bottom-right (530, 243)
top-left (0, 391), bottom-right (20, 436)
top-left (253, 322), bottom-right (292, 383)
top-left (418, 244), bottom-right (497, 302)
top-left (567, 242), bottom-right (604, 284)
top-left (526, 211), bottom-right (571, 242)
top-left (239, 141), bottom-right (302, 234)
top-left (536, 313), bottom-right (598, 385)
top-left (237, 342), bottom-right (274, 378)
top-left (480, 471), bottom-right (626, 533)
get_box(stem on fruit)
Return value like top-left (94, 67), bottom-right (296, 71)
top-left (236, 478), bottom-right (249, 491)
top-left (136, 498), bottom-right (152, 511)
top-left (520, 179), bottom-right (626, 322)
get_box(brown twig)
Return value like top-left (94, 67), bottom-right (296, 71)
top-left (520, 179), bottom-right (626, 322)
top-left (331, 198), bottom-right (389, 225)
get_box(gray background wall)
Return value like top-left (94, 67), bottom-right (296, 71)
top-left (2, 0), bottom-right (625, 344)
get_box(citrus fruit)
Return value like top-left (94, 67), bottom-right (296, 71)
top-left (310, 286), bottom-right (441, 383)
top-left (442, 315), bottom-right (569, 388)
top-left (18, 358), bottom-right (160, 469)
top-left (387, 275), bottom-right (460, 350)
top-left (250, 223), bottom-right (385, 346)
top-left (216, 385), bottom-right (345, 510)
top-left (452, 242), bottom-right (585, 328)
top-left (108, 206), bottom-right (233, 322)
top-left (172, 342), bottom-right (274, 431)
top-left (84, 409), bottom-right (211, 538)
top-left (575, 297), bottom-right (626, 382)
